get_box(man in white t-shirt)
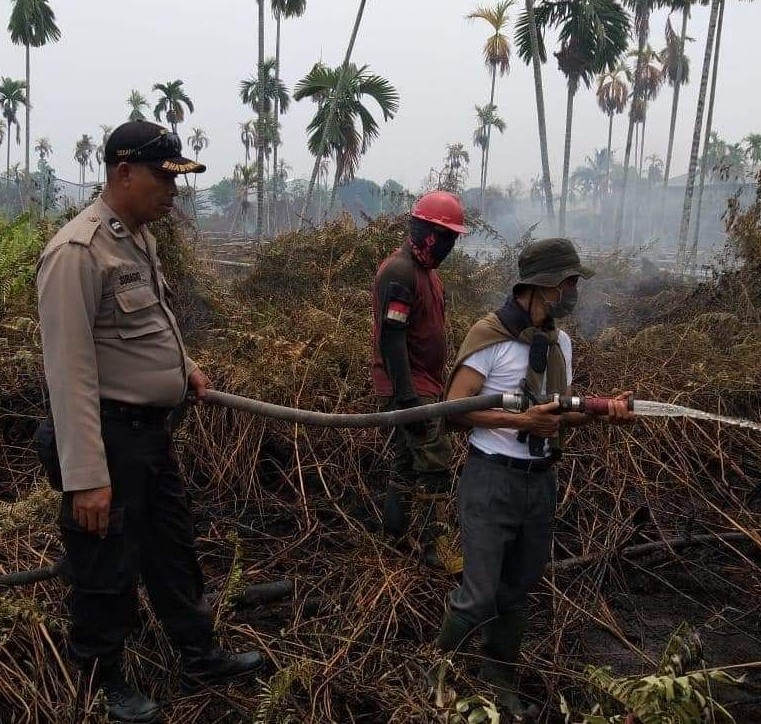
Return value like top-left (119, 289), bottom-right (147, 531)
top-left (433, 237), bottom-right (634, 718)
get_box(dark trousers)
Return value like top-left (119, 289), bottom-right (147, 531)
top-left (59, 410), bottom-right (213, 673)
top-left (449, 452), bottom-right (556, 624)
top-left (378, 396), bottom-right (453, 541)
top-left (379, 395), bottom-right (452, 490)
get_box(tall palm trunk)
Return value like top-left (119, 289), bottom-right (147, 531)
top-left (689, 0), bottom-right (724, 268)
top-left (601, 110), bottom-right (614, 238)
top-left (526, 0), bottom-right (554, 222)
top-left (605, 111), bottom-right (614, 198)
top-left (660, 5), bottom-right (690, 233)
top-left (256, 0), bottom-right (266, 240)
top-left (633, 123), bottom-right (639, 177)
top-left (631, 115), bottom-right (647, 244)
top-left (24, 44), bottom-right (30, 176)
top-left (558, 81), bottom-right (577, 235)
top-left (677, 0), bottom-right (720, 266)
top-left (301, 0), bottom-right (368, 227)
top-left (480, 65), bottom-right (498, 211)
top-left (663, 6), bottom-right (689, 189)
top-left (6, 126), bottom-right (11, 189)
top-left (478, 142), bottom-right (486, 203)
top-left (273, 10), bottom-right (282, 205)
top-left (614, 10), bottom-right (648, 249)
top-left (329, 158), bottom-right (342, 213)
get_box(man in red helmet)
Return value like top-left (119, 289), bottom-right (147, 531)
top-left (371, 190), bottom-right (467, 568)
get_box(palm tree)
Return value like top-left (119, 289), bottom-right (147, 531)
top-left (94, 125), bottom-right (112, 184)
top-left (240, 58), bottom-right (291, 117)
top-left (517, 0), bottom-right (555, 222)
top-left (473, 103), bottom-right (506, 197)
top-left (661, 1), bottom-right (703, 192)
top-left (0, 120), bottom-right (5, 151)
top-left (645, 153), bottom-right (663, 184)
top-left (571, 148), bottom-right (610, 208)
top-left (231, 162), bottom-right (258, 237)
top-left (626, 44), bottom-right (662, 178)
top-left (255, 0), bottom-right (266, 239)
top-left (240, 120), bottom-right (256, 166)
top-left (518, 0), bottom-right (630, 234)
top-left (152, 80), bottom-right (194, 134)
top-left (300, 0), bottom-right (370, 225)
top-left (676, 0), bottom-right (720, 266)
top-left (688, 0), bottom-right (726, 266)
top-left (467, 1), bottom-right (514, 211)
top-left (127, 90), bottom-right (149, 122)
top-left (238, 121), bottom-right (257, 225)
top-left (187, 127), bottom-right (209, 162)
top-left (34, 135), bottom-right (52, 214)
top-left (596, 63), bottom-right (629, 198)
top-left (294, 61), bottom-right (399, 212)
top-left (240, 57), bottom-right (290, 205)
top-left (744, 133), bottom-right (761, 171)
top-left (440, 142), bottom-right (471, 195)
top-left (8, 0), bottom-right (61, 175)
top-left (614, 0), bottom-right (668, 248)
top-left (0, 77), bottom-right (28, 187)
top-left (271, 0), bottom-right (307, 203)
top-left (73, 133), bottom-right (95, 202)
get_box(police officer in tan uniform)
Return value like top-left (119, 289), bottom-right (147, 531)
top-left (36, 121), bottom-right (263, 723)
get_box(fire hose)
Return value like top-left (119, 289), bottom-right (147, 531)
top-left (0, 390), bottom-right (629, 589)
top-left (200, 389), bottom-right (632, 427)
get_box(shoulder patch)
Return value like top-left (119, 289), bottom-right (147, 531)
top-left (385, 300), bottom-right (410, 325)
top-left (69, 216), bottom-right (102, 247)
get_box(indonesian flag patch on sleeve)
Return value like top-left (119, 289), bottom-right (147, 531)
top-left (386, 300), bottom-right (410, 324)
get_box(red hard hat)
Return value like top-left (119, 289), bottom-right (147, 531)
top-left (411, 191), bottom-right (468, 234)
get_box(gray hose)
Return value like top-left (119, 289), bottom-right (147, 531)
top-left (203, 390), bottom-right (510, 428)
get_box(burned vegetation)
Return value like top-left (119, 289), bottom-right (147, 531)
top-left (1, 203), bottom-right (760, 723)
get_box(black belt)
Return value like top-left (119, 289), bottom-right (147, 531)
top-left (468, 445), bottom-right (554, 472)
top-left (100, 399), bottom-right (174, 427)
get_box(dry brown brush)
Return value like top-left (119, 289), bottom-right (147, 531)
top-left (0, 209), bottom-right (759, 723)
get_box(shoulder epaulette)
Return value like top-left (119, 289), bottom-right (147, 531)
top-left (68, 214), bottom-right (102, 247)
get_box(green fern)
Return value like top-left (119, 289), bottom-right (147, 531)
top-left (565, 623), bottom-right (742, 724)
top-left (218, 531), bottom-right (246, 616)
top-left (252, 661), bottom-right (316, 723)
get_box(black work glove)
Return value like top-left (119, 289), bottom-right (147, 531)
top-left (396, 396), bottom-right (428, 437)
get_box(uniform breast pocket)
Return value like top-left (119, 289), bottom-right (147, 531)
top-left (113, 283), bottom-right (170, 339)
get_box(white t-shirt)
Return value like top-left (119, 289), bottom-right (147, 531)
top-left (463, 331), bottom-right (573, 459)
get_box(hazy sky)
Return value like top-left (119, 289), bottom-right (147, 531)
top-left (1, 0), bottom-right (759, 191)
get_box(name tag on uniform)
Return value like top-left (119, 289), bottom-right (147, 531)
top-left (116, 265), bottom-right (144, 288)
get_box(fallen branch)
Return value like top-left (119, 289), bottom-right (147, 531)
top-left (551, 532), bottom-right (750, 573)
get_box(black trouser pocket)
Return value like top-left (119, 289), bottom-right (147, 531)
top-left (33, 418), bottom-right (63, 492)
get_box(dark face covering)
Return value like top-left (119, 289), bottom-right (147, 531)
top-left (543, 286), bottom-right (578, 319)
top-left (430, 227), bottom-right (457, 267)
top-left (408, 226), bottom-right (458, 269)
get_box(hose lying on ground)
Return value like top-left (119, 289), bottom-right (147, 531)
top-left (202, 389), bottom-right (508, 428)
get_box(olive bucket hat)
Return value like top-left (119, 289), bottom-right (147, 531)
top-left (513, 237), bottom-right (594, 292)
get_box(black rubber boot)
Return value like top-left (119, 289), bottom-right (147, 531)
top-left (382, 481), bottom-right (411, 542)
top-left (480, 611), bottom-right (538, 719)
top-left (181, 646), bottom-right (265, 692)
top-left (98, 670), bottom-right (162, 723)
top-left (435, 610), bottom-right (473, 653)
